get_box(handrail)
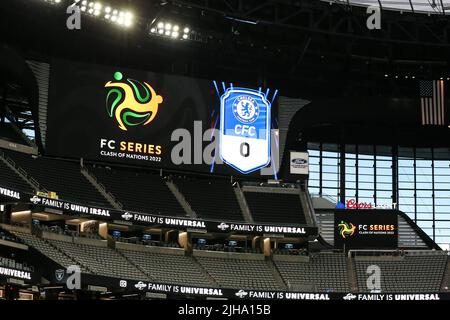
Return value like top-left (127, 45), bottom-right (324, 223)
top-left (310, 193), bottom-right (338, 204)
top-left (81, 166), bottom-right (123, 209)
top-left (1, 155), bottom-right (44, 191)
top-left (302, 182), bottom-right (318, 227)
top-left (348, 249), bottom-right (448, 258)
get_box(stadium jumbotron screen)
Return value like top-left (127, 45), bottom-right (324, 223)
top-left (45, 59), bottom-right (279, 176)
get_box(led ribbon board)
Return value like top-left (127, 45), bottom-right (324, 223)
top-left (219, 88), bottom-right (271, 174)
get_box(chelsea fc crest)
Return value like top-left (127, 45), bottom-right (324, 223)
top-left (232, 95), bottom-right (260, 124)
top-left (219, 87), bottom-right (272, 174)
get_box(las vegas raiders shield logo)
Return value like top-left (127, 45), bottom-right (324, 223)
top-left (219, 88), bottom-right (271, 174)
top-left (55, 269), bottom-right (65, 281)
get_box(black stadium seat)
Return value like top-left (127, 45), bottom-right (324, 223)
top-left (89, 166), bottom-right (186, 216)
top-left (3, 150), bottom-right (109, 207)
top-left (0, 156), bottom-right (33, 193)
top-left (355, 252), bottom-right (448, 293)
top-left (244, 191), bottom-right (306, 224)
top-left (174, 177), bottom-right (245, 221)
top-left (0, 123), bottom-right (29, 145)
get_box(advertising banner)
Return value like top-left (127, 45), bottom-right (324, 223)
top-left (289, 151), bottom-right (309, 175)
top-left (73, 274), bottom-right (450, 301)
top-left (0, 184), bottom-right (316, 237)
top-left (334, 209), bottom-right (398, 249)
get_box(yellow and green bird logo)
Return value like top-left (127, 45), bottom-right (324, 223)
top-left (338, 220), bottom-right (356, 239)
top-left (105, 71), bottom-right (163, 131)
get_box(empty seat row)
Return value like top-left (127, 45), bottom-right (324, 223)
top-left (275, 253), bottom-right (350, 292)
top-left (355, 253), bottom-right (448, 293)
top-left (244, 191), bottom-right (306, 224)
top-left (3, 149), bottom-right (108, 207)
top-left (173, 177), bottom-right (244, 221)
top-left (88, 166), bottom-right (186, 216)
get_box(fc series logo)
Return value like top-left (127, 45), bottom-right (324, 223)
top-left (338, 221), bottom-right (356, 239)
top-left (338, 220), bottom-right (395, 239)
top-left (105, 71), bottom-right (163, 131)
top-left (101, 72), bottom-right (163, 161)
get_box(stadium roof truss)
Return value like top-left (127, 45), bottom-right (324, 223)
top-left (170, 0), bottom-right (450, 47)
top-left (331, 0), bottom-right (450, 15)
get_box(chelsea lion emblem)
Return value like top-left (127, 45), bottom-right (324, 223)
top-left (232, 95), bottom-right (260, 124)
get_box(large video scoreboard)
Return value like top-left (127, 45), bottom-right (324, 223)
top-left (45, 59), bottom-right (279, 177)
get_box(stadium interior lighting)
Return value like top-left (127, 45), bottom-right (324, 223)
top-left (43, 0), bottom-right (62, 4)
top-left (150, 20), bottom-right (192, 40)
top-left (76, 1), bottom-right (134, 28)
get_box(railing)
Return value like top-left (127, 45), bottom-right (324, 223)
top-left (242, 180), bottom-right (300, 189)
top-left (233, 181), bottom-right (253, 223)
top-left (1, 154), bottom-right (45, 192)
top-left (301, 182), bottom-right (318, 227)
top-left (310, 193), bottom-right (338, 204)
top-left (349, 249), bottom-right (448, 258)
top-left (286, 281), bottom-right (317, 292)
top-left (81, 167), bottom-right (123, 209)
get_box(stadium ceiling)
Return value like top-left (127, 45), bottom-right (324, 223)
top-left (2, 0), bottom-right (450, 132)
top-left (168, 0), bottom-right (450, 45)
top-left (328, 0), bottom-right (450, 14)
top-left (1, 1), bottom-right (447, 82)
top-left (31, 0), bottom-right (450, 47)
top-left (145, 0), bottom-right (450, 80)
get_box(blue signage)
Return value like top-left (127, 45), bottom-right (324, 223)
top-left (219, 87), bottom-right (271, 174)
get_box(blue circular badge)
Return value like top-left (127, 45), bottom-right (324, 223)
top-left (232, 95), bottom-right (260, 124)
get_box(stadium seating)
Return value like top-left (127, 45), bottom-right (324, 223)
top-left (244, 191), bottom-right (306, 224)
top-left (10, 230), bottom-right (86, 272)
top-left (89, 166), bottom-right (186, 216)
top-left (195, 255), bottom-right (282, 290)
top-left (37, 224), bottom-right (103, 240)
top-left (0, 229), bottom-right (25, 243)
top-left (119, 247), bottom-right (214, 286)
top-left (354, 251), bottom-right (448, 293)
top-left (5, 225), bottom-right (449, 295)
top-left (0, 156), bottom-right (33, 192)
top-left (274, 253), bottom-right (350, 292)
top-left (0, 123), bottom-right (29, 145)
top-left (193, 244), bottom-right (261, 254)
top-left (0, 256), bottom-right (34, 272)
top-left (174, 177), bottom-right (244, 221)
top-left (2, 150), bottom-right (109, 207)
top-left (47, 239), bottom-right (146, 280)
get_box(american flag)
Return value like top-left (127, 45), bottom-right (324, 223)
top-left (420, 80), bottom-right (445, 125)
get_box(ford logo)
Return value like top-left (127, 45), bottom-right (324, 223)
top-left (292, 158), bottom-right (307, 165)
